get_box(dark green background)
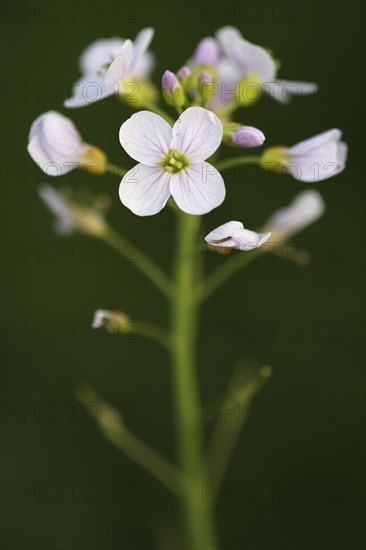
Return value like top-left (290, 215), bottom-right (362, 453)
top-left (1, 1), bottom-right (365, 549)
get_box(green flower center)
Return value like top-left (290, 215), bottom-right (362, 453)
top-left (159, 149), bottom-right (190, 174)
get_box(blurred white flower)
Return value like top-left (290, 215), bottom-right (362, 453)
top-left (205, 221), bottom-right (271, 251)
top-left (119, 107), bottom-right (225, 216)
top-left (38, 185), bottom-right (76, 235)
top-left (64, 28), bottom-right (154, 108)
top-left (264, 190), bottom-right (325, 240)
top-left (28, 111), bottom-right (106, 176)
top-left (39, 184), bottom-right (107, 237)
top-left (216, 26), bottom-right (317, 104)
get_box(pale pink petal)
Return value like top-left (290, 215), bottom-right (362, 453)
top-left (170, 107), bottom-right (223, 164)
top-left (119, 111), bottom-right (172, 166)
top-left (119, 164), bottom-right (171, 216)
top-left (170, 162), bottom-right (225, 215)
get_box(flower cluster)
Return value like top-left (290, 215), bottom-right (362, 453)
top-left (28, 26), bottom-right (348, 242)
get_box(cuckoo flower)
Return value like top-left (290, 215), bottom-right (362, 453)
top-left (39, 185), bottom-right (107, 237)
top-left (262, 129), bottom-right (347, 182)
top-left (28, 111), bottom-right (106, 176)
top-left (64, 28), bottom-right (154, 108)
top-left (264, 190), bottom-right (325, 241)
top-left (119, 107), bottom-right (225, 216)
top-left (216, 26), bottom-right (317, 104)
top-left (205, 221), bottom-right (271, 251)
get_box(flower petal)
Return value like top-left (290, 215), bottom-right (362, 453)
top-left (265, 190), bottom-right (325, 238)
top-left (64, 75), bottom-right (113, 108)
top-left (170, 107), bottom-right (223, 163)
top-left (288, 129), bottom-right (341, 156)
top-left (170, 162), bottom-right (225, 215)
top-left (131, 28), bottom-right (154, 68)
top-left (205, 220), bottom-right (271, 250)
top-left (265, 79), bottom-right (318, 104)
top-left (38, 185), bottom-right (75, 234)
top-left (119, 111), bottom-right (172, 166)
top-left (28, 112), bottom-right (84, 174)
top-left (205, 221), bottom-right (244, 243)
top-left (287, 130), bottom-right (346, 182)
top-left (79, 38), bottom-right (125, 75)
top-left (193, 37), bottom-right (220, 67)
top-left (216, 26), bottom-right (276, 81)
top-left (231, 228), bottom-right (271, 251)
top-left (215, 26), bottom-right (243, 61)
top-left (105, 40), bottom-right (134, 89)
top-left (119, 164), bottom-right (171, 216)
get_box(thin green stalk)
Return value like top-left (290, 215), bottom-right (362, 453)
top-left (197, 241), bottom-right (309, 303)
top-left (76, 385), bottom-right (185, 496)
top-left (171, 212), bottom-right (218, 550)
top-left (206, 366), bottom-right (272, 501)
top-left (196, 251), bottom-right (254, 303)
top-left (219, 101), bottom-right (240, 118)
top-left (136, 322), bottom-right (172, 351)
top-left (101, 227), bottom-right (173, 298)
top-left (105, 162), bottom-right (128, 177)
top-left (214, 155), bottom-right (262, 172)
top-left (142, 103), bottom-right (175, 125)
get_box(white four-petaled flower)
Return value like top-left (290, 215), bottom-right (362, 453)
top-left (64, 29), bottom-right (154, 108)
top-left (205, 221), bottom-right (271, 251)
top-left (285, 129), bottom-right (348, 182)
top-left (119, 107), bottom-right (225, 216)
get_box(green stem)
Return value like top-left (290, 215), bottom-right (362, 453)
top-left (196, 251), bottom-right (255, 303)
top-left (214, 155), bottom-right (262, 172)
top-left (142, 103), bottom-right (175, 125)
top-left (101, 227), bottom-right (173, 298)
top-left (136, 322), bottom-right (172, 351)
top-left (105, 162), bottom-right (128, 177)
top-left (197, 240), bottom-right (309, 303)
top-left (76, 385), bottom-right (185, 496)
top-left (220, 101), bottom-right (240, 118)
top-left (171, 212), bottom-right (218, 550)
top-left (206, 366), bottom-right (272, 500)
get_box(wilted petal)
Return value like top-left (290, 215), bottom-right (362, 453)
top-left (232, 228), bottom-right (271, 250)
top-left (170, 162), bottom-right (225, 215)
top-left (92, 309), bottom-right (113, 328)
top-left (205, 221), bottom-right (244, 246)
top-left (205, 220), bottom-right (271, 250)
top-left (119, 111), bottom-right (172, 165)
top-left (119, 164), bottom-right (171, 216)
top-left (171, 107), bottom-right (223, 164)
